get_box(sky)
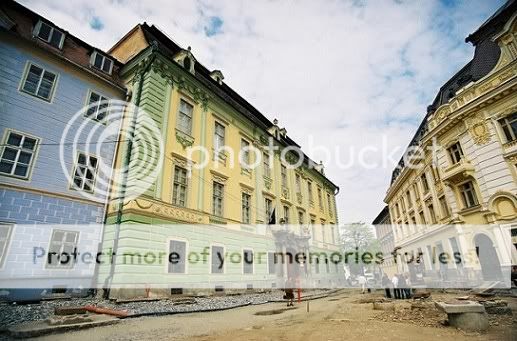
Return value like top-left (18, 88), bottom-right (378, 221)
top-left (20, 0), bottom-right (505, 224)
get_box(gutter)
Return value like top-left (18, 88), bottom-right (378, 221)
top-left (103, 48), bottom-right (157, 298)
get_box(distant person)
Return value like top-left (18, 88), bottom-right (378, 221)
top-left (398, 274), bottom-right (407, 299)
top-left (404, 273), bottom-right (412, 299)
top-left (392, 274), bottom-right (400, 299)
top-left (284, 277), bottom-right (295, 306)
top-left (382, 273), bottom-right (392, 298)
top-left (358, 274), bottom-right (367, 294)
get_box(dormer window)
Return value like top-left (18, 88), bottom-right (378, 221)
top-left (34, 20), bottom-right (64, 49)
top-left (173, 47), bottom-right (196, 75)
top-left (210, 70), bottom-right (224, 85)
top-left (90, 51), bottom-right (113, 74)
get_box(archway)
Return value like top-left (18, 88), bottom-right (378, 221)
top-left (474, 234), bottom-right (503, 281)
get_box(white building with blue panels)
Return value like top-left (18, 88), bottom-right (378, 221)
top-left (0, 1), bottom-right (126, 299)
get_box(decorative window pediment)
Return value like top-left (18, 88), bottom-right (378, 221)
top-left (173, 46), bottom-right (196, 74)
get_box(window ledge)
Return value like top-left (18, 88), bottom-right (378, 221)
top-left (458, 204), bottom-right (482, 216)
top-left (175, 129), bottom-right (194, 148)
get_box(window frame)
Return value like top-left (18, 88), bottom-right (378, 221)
top-left (45, 229), bottom-right (79, 269)
top-left (85, 90), bottom-right (111, 122)
top-left (447, 141), bottom-right (464, 164)
top-left (498, 112), bottom-right (517, 143)
top-left (459, 181), bottom-right (479, 209)
top-left (240, 139), bottom-right (251, 169)
top-left (172, 165), bottom-right (188, 207)
top-left (19, 61), bottom-right (58, 102)
top-left (241, 192), bottom-right (251, 224)
top-left (281, 164), bottom-right (288, 188)
top-left (90, 51), bottom-right (114, 75)
top-left (210, 244), bottom-right (225, 274)
top-left (177, 98), bottom-right (194, 135)
top-left (212, 181), bottom-right (224, 217)
top-left (264, 197), bottom-right (273, 223)
top-left (0, 223), bottom-right (14, 269)
top-left (69, 152), bottom-right (99, 193)
top-left (0, 129), bottom-right (40, 180)
top-left (263, 152), bottom-right (271, 178)
top-left (34, 20), bottom-right (65, 49)
top-left (166, 237), bottom-right (188, 274)
top-left (242, 248), bottom-right (254, 274)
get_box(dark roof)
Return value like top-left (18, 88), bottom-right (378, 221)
top-left (1, 0), bottom-right (125, 90)
top-left (389, 1), bottom-right (513, 185)
top-left (137, 23), bottom-right (338, 190)
top-left (372, 206), bottom-right (389, 225)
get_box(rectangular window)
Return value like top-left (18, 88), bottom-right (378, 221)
top-left (91, 51), bottom-right (113, 74)
top-left (267, 252), bottom-right (276, 274)
top-left (172, 166), bottom-right (188, 207)
top-left (283, 205), bottom-right (289, 224)
top-left (0, 224), bottom-right (13, 268)
top-left (406, 190), bottom-right (412, 208)
top-left (240, 139), bottom-right (250, 167)
top-left (307, 181), bottom-right (313, 202)
top-left (214, 122), bottom-right (225, 151)
top-left (243, 249), bottom-right (253, 274)
top-left (86, 91), bottom-right (110, 121)
top-left (499, 113), bottom-right (517, 143)
top-left (211, 245), bottom-right (224, 274)
top-left (295, 174), bottom-right (301, 194)
top-left (448, 142), bottom-right (464, 164)
top-left (242, 192), bottom-right (251, 224)
top-left (212, 182), bottom-right (224, 216)
top-left (35, 20), bottom-right (64, 49)
top-left (298, 211), bottom-right (304, 225)
top-left (177, 99), bottom-right (193, 135)
top-left (71, 153), bottom-right (98, 192)
top-left (311, 218), bottom-right (316, 240)
top-left (427, 202), bottom-right (437, 224)
top-left (21, 63), bottom-right (57, 101)
top-left (168, 240), bottom-right (186, 273)
top-left (47, 230), bottom-right (79, 269)
top-left (421, 173), bottom-right (430, 193)
top-left (321, 219), bottom-right (326, 243)
top-left (419, 210), bottom-right (426, 224)
top-left (439, 196), bottom-right (449, 217)
top-left (264, 198), bottom-right (273, 223)
top-left (327, 193), bottom-right (333, 217)
top-left (317, 187), bottom-right (323, 209)
top-left (281, 164), bottom-right (288, 188)
top-left (263, 153), bottom-right (271, 178)
top-left (460, 182), bottom-right (478, 208)
top-left (0, 131), bottom-right (39, 179)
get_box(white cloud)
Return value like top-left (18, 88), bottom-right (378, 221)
top-left (20, 0), bottom-right (505, 223)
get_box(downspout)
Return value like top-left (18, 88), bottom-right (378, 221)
top-left (104, 50), bottom-right (157, 298)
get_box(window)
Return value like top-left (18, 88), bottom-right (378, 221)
top-left (21, 63), bottom-right (57, 101)
top-left (47, 230), bottom-right (79, 269)
top-left (242, 192), bottom-right (251, 224)
top-left (310, 218), bottom-right (316, 240)
top-left (71, 153), bottom-right (98, 192)
top-left (267, 252), bottom-right (276, 274)
top-left (419, 210), bottom-right (426, 224)
top-left (240, 139), bottom-right (250, 168)
top-left (295, 174), bottom-right (302, 194)
top-left (172, 166), bottom-right (188, 207)
top-left (395, 203), bottom-right (400, 217)
top-left (0, 131), bottom-right (38, 179)
top-left (317, 187), bottom-right (323, 209)
top-left (281, 164), bottom-right (288, 188)
top-left (427, 202), bottom-right (437, 224)
top-left (459, 181), bottom-right (478, 208)
top-left (264, 198), bottom-right (273, 223)
top-left (211, 245), bottom-right (224, 274)
top-left (35, 20), bottom-right (64, 49)
top-left (263, 153), bottom-right (271, 178)
top-left (321, 220), bottom-right (326, 243)
top-left (91, 51), bottom-right (113, 74)
top-left (298, 211), bottom-right (304, 225)
top-left (243, 249), bottom-right (253, 274)
top-left (86, 91), bottom-right (110, 121)
top-left (327, 193), bottom-right (333, 216)
top-left (330, 224), bottom-right (336, 244)
top-left (439, 196), bottom-right (449, 217)
top-left (307, 181), bottom-right (313, 202)
top-left (0, 224), bottom-right (13, 268)
top-left (499, 113), bottom-right (517, 143)
top-left (421, 173), bottom-right (429, 193)
top-left (282, 205), bottom-right (289, 224)
top-left (177, 99), bottom-right (193, 135)
top-left (448, 142), bottom-right (464, 164)
top-left (168, 240), bottom-right (186, 273)
top-left (406, 190), bottom-right (412, 208)
top-left (214, 122), bottom-right (225, 152)
top-left (212, 182), bottom-right (224, 216)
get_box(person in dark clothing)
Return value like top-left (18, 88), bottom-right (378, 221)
top-left (382, 274), bottom-right (392, 298)
top-left (404, 273), bottom-right (412, 299)
top-left (284, 277), bottom-right (295, 306)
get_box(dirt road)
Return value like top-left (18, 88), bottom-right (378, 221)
top-left (33, 291), bottom-right (514, 341)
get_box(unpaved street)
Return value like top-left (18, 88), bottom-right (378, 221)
top-left (33, 291), bottom-right (515, 341)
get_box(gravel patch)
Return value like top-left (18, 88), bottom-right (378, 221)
top-left (0, 290), bottom-right (333, 329)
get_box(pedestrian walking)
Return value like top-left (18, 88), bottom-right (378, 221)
top-left (398, 273), bottom-right (407, 299)
top-left (284, 277), bottom-right (295, 306)
top-left (392, 273), bottom-right (400, 299)
top-left (382, 273), bottom-right (391, 298)
top-left (404, 273), bottom-right (412, 299)
top-left (358, 274), bottom-right (367, 294)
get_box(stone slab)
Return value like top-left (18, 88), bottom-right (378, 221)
top-left (435, 301), bottom-right (486, 314)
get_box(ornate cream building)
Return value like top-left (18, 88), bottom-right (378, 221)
top-left (383, 2), bottom-right (517, 285)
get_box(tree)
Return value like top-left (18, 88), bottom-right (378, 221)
top-left (339, 222), bottom-right (380, 275)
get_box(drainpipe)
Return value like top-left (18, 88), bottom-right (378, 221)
top-left (103, 51), bottom-right (157, 298)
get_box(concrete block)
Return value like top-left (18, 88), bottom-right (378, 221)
top-left (448, 312), bottom-right (489, 332)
